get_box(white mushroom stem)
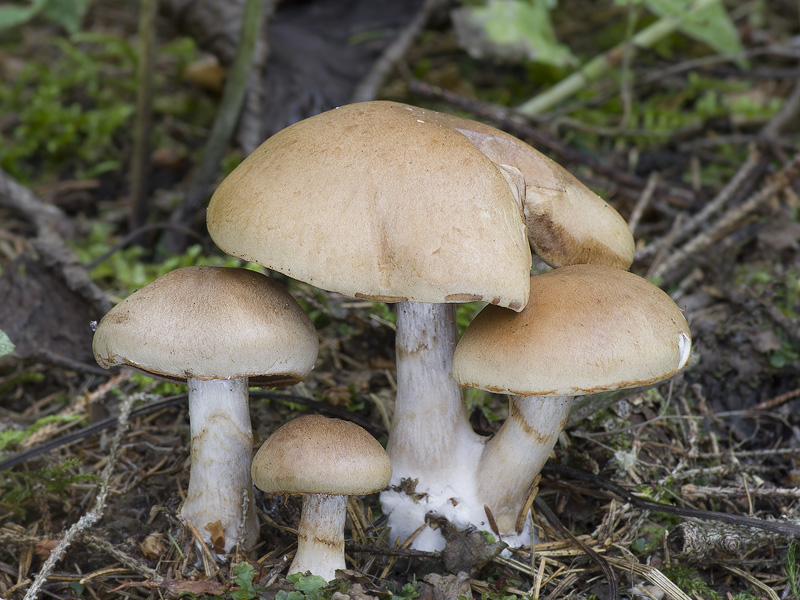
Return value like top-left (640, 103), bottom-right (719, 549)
top-left (476, 395), bottom-right (573, 535)
top-left (181, 377), bottom-right (258, 554)
top-left (290, 493), bottom-right (348, 581)
top-left (382, 302), bottom-right (486, 549)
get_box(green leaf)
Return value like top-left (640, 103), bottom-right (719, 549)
top-left (289, 573), bottom-right (327, 600)
top-left (0, 0), bottom-right (47, 30)
top-left (41, 0), bottom-right (89, 34)
top-left (458, 0), bottom-right (577, 67)
top-left (643, 0), bottom-right (744, 57)
top-left (0, 329), bottom-right (14, 357)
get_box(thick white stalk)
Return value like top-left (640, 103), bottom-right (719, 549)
top-left (382, 302), bottom-right (485, 550)
top-left (290, 493), bottom-right (348, 581)
top-left (181, 377), bottom-right (258, 554)
top-left (387, 302), bottom-right (480, 484)
top-left (477, 395), bottom-right (572, 535)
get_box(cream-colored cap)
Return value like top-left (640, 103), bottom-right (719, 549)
top-left (403, 105), bottom-right (634, 270)
top-left (92, 266), bottom-right (318, 384)
top-left (453, 264), bottom-right (691, 396)
top-left (251, 414), bottom-right (392, 495)
top-left (207, 101), bottom-right (531, 311)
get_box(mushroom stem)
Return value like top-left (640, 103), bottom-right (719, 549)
top-left (383, 302), bottom-right (485, 549)
top-left (290, 493), bottom-right (348, 581)
top-left (387, 301), bottom-right (483, 486)
top-left (476, 395), bottom-right (572, 535)
top-left (182, 377), bottom-right (258, 554)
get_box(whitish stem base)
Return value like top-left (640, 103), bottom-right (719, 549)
top-left (290, 494), bottom-right (348, 581)
top-left (181, 377), bottom-right (258, 555)
top-left (382, 302), bottom-right (487, 551)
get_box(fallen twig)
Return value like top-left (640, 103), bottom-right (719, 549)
top-left (22, 391), bottom-right (138, 600)
top-left (351, 0), bottom-right (447, 103)
top-left (0, 168), bottom-right (111, 316)
top-left (543, 464), bottom-right (800, 538)
top-left (407, 77), bottom-right (693, 206)
top-left (162, 0), bottom-right (276, 254)
top-left (649, 153), bottom-right (800, 282)
top-left (515, 0), bottom-right (719, 117)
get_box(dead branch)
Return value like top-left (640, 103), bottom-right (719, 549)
top-left (351, 0), bottom-right (447, 103)
top-left (0, 168), bottom-right (111, 316)
top-left (22, 391), bottom-right (138, 600)
top-left (649, 153), bottom-right (800, 282)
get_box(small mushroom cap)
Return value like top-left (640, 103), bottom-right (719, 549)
top-left (251, 415), bottom-right (392, 496)
top-left (92, 266), bottom-right (318, 383)
top-left (207, 101), bottom-right (531, 311)
top-left (399, 105), bottom-right (634, 270)
top-left (453, 264), bottom-right (691, 396)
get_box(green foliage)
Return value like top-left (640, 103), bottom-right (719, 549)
top-left (1, 457), bottom-right (99, 518)
top-left (230, 562), bottom-right (267, 600)
top-left (460, 0), bottom-right (577, 67)
top-left (0, 329), bottom-right (14, 357)
top-left (641, 0), bottom-right (743, 58)
top-left (69, 221), bottom-right (248, 295)
top-left (0, 33), bottom-right (136, 182)
top-left (393, 581), bottom-right (421, 600)
top-left (577, 72), bottom-right (781, 150)
top-left (662, 566), bottom-right (720, 599)
top-left (128, 372), bottom-right (185, 397)
top-left (0, 0), bottom-right (88, 34)
top-left (735, 264), bottom-right (800, 369)
top-left (274, 573), bottom-right (329, 600)
top-left (785, 541), bottom-right (800, 600)
top-left (0, 371), bottom-right (44, 397)
top-left (0, 412), bottom-right (85, 453)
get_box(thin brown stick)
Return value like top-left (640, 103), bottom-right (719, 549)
top-left (351, 0), bottom-right (447, 103)
top-left (0, 169), bottom-right (111, 316)
top-left (534, 496), bottom-right (619, 600)
top-left (650, 154), bottom-right (800, 281)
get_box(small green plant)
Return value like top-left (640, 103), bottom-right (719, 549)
top-left (662, 566), bottom-right (719, 600)
top-left (0, 329), bottom-right (14, 357)
top-left (230, 562), bottom-right (267, 600)
top-left (1, 457), bottom-right (99, 518)
top-left (0, 0), bottom-right (88, 34)
top-left (785, 541), bottom-right (800, 600)
top-left (0, 33), bottom-right (137, 182)
top-left (274, 573), bottom-right (329, 600)
top-left (68, 222), bottom-right (249, 295)
top-left (0, 412), bottom-right (85, 453)
top-left (394, 581), bottom-right (420, 600)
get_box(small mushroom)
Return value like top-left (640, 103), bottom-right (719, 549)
top-left (92, 266), bottom-right (318, 555)
top-left (251, 415), bottom-right (392, 581)
top-left (453, 264), bottom-right (691, 541)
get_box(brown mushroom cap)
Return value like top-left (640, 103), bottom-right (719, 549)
top-left (251, 415), bottom-right (392, 496)
top-left (206, 101), bottom-right (531, 311)
top-left (453, 264), bottom-right (691, 396)
top-left (92, 266), bottom-right (318, 384)
top-left (404, 105), bottom-right (635, 270)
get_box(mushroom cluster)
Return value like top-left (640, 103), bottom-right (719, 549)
top-left (94, 99), bottom-right (691, 568)
top-left (204, 100), bottom-right (690, 553)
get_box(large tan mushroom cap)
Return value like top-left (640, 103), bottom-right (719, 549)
top-left (92, 266), bottom-right (318, 383)
top-left (403, 105), bottom-right (635, 270)
top-left (453, 264), bottom-right (691, 396)
top-left (251, 415), bottom-right (392, 495)
top-left (207, 101), bottom-right (531, 311)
